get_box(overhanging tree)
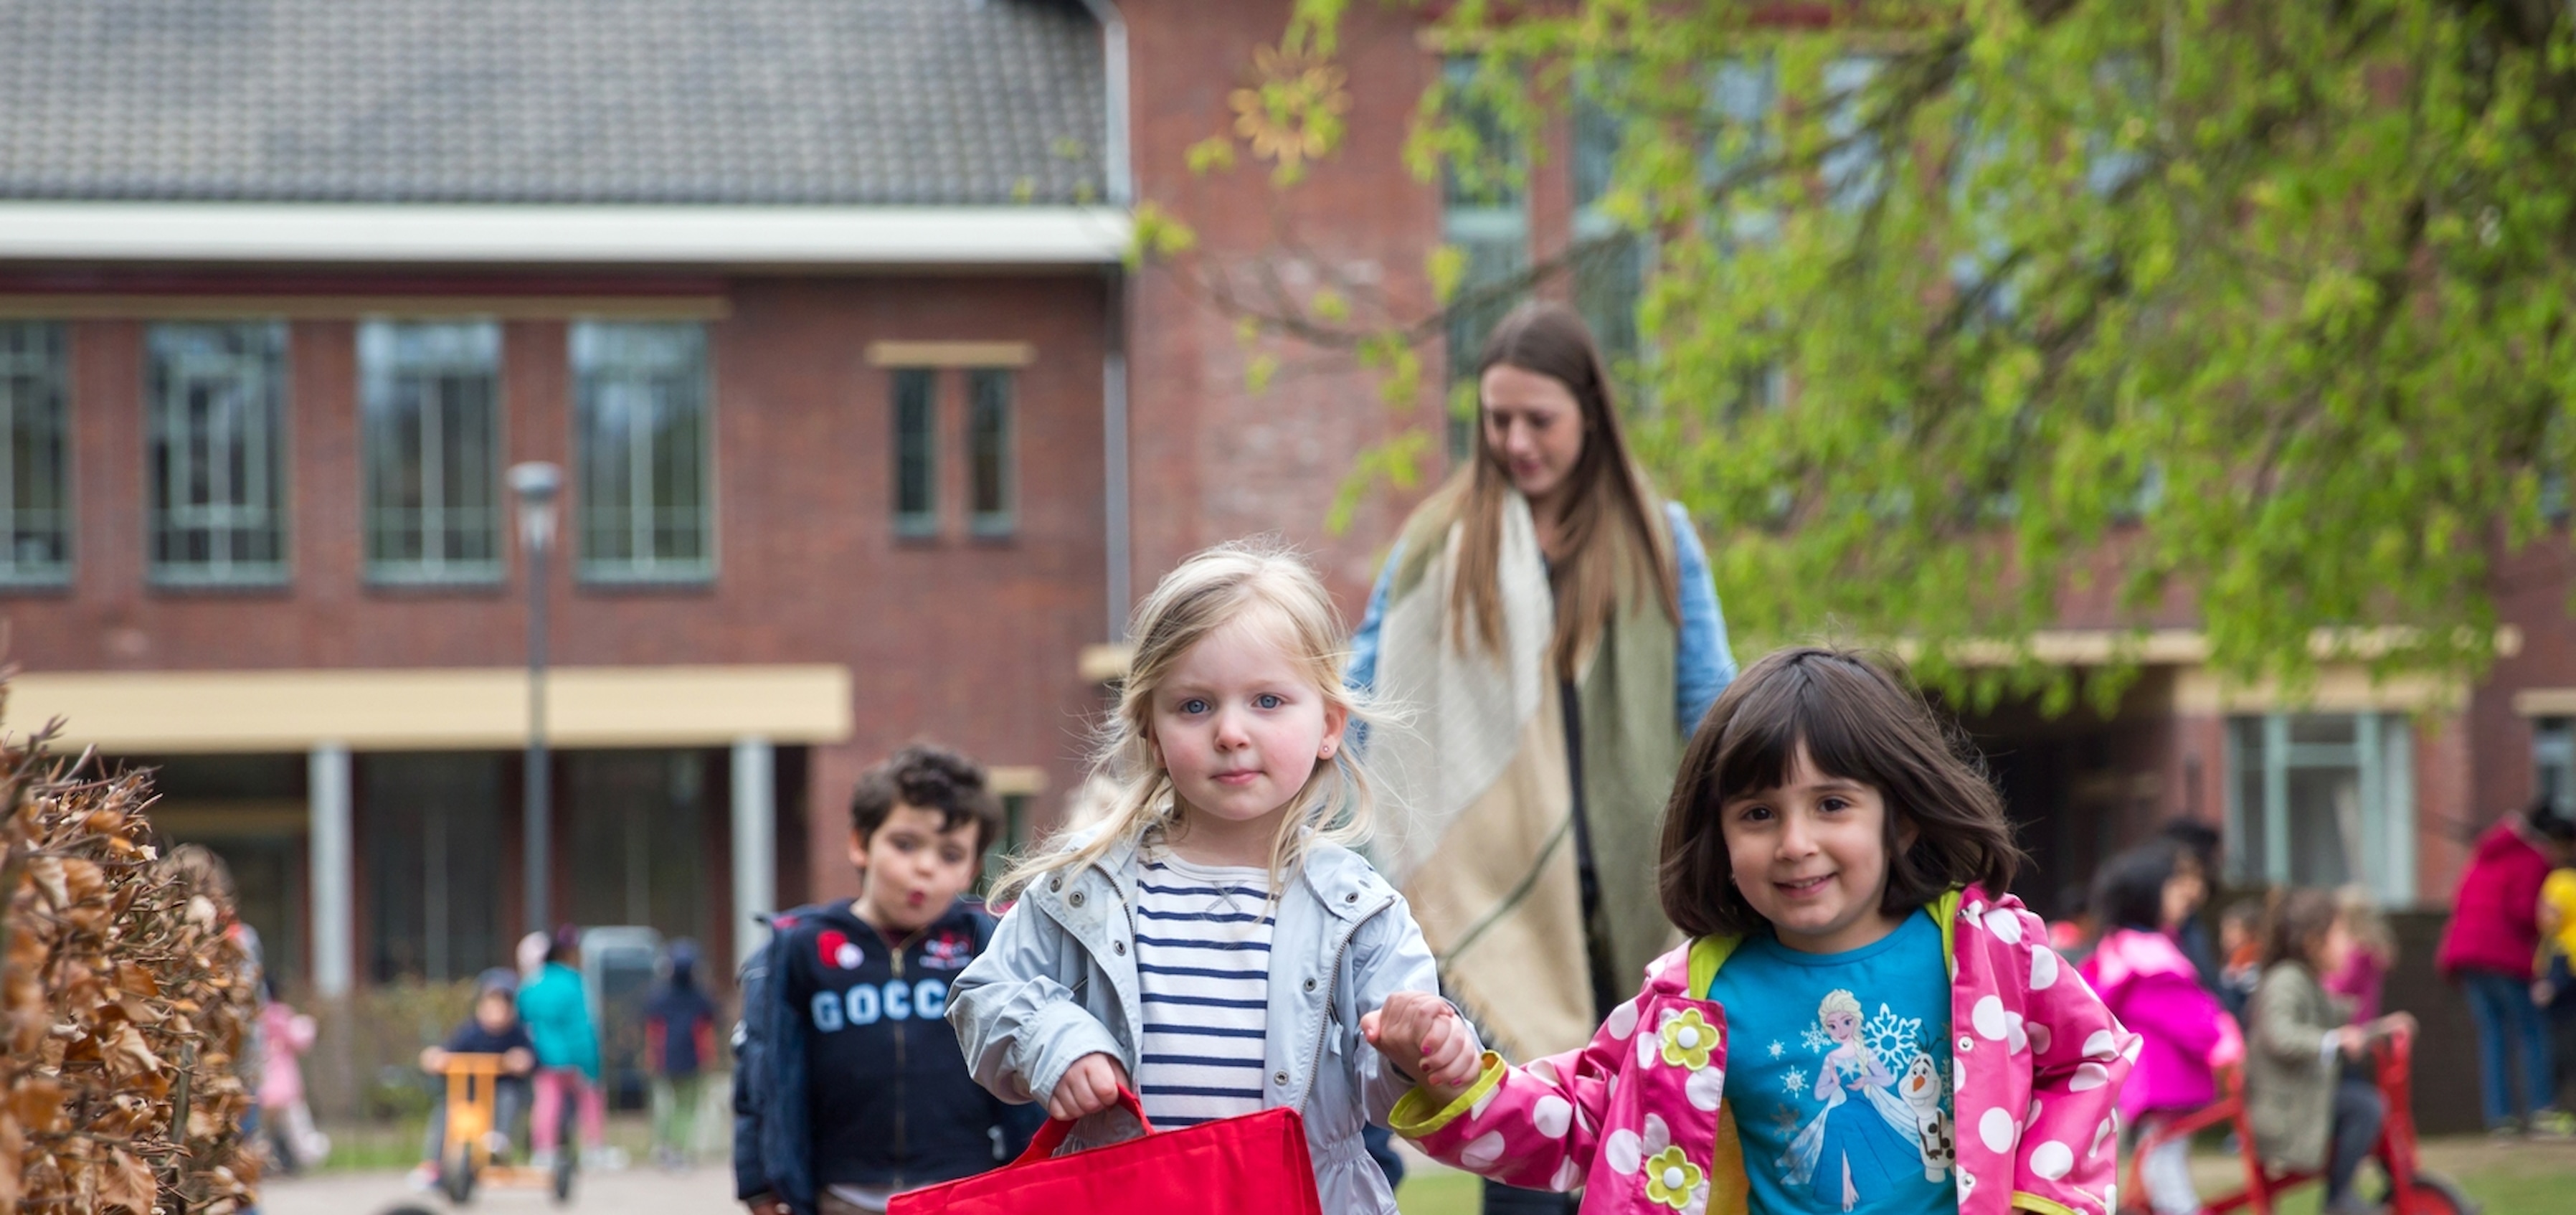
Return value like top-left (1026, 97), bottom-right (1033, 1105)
top-left (1145, 0), bottom-right (2576, 709)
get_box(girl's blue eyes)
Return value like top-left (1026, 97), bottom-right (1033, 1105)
top-left (1175, 694), bottom-right (1287, 714)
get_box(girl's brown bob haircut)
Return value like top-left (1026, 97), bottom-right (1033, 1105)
top-left (2263, 887), bottom-right (2342, 970)
top-left (1657, 646), bottom-right (2026, 938)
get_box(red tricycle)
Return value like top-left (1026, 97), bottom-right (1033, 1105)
top-left (2124, 1026), bottom-right (2475, 1215)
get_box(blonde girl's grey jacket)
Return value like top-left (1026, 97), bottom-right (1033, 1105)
top-left (947, 833), bottom-right (1458, 1215)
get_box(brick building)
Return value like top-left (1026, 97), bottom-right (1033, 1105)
top-left (4, 0), bottom-right (2574, 1026)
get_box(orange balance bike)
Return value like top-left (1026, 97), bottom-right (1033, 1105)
top-left (436, 1053), bottom-right (576, 1206)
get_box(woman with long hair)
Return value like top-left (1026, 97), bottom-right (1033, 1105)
top-left (1347, 301), bottom-right (1733, 1210)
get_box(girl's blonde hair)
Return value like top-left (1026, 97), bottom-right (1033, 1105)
top-left (997, 539), bottom-right (1387, 899)
top-left (2334, 884), bottom-right (2399, 965)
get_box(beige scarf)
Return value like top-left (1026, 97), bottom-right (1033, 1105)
top-left (1369, 492), bottom-right (1683, 1059)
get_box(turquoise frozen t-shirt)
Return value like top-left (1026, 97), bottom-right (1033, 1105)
top-left (1704, 912), bottom-right (1956, 1215)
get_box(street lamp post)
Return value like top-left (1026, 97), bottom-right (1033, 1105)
top-left (508, 461), bottom-right (563, 939)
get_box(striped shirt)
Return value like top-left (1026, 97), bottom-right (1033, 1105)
top-left (1131, 854), bottom-right (1277, 1128)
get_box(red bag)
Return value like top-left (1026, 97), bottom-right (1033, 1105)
top-left (888, 1088), bottom-right (1324, 1215)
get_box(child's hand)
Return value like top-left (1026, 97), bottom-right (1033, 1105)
top-left (1046, 1052), bottom-right (1130, 1121)
top-left (1362, 993), bottom-right (1479, 1100)
top-left (418, 1046), bottom-right (448, 1073)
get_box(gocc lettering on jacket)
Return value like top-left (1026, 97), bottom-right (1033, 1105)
top-left (810, 978), bottom-right (950, 1032)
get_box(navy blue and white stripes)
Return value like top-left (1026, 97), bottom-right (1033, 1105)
top-left (1132, 856), bottom-right (1276, 1128)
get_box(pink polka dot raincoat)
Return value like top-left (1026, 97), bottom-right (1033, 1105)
top-left (1391, 888), bottom-right (2139, 1215)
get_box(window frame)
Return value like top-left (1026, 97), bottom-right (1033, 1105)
top-left (0, 321), bottom-right (72, 588)
top-left (891, 367), bottom-right (939, 539)
top-left (966, 367), bottom-right (1016, 538)
top-left (2223, 711), bottom-right (2417, 904)
top-left (570, 320), bottom-right (717, 586)
top-left (146, 321), bottom-right (290, 589)
top-left (359, 319), bottom-right (505, 587)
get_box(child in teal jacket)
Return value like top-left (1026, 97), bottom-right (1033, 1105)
top-left (518, 927), bottom-right (605, 1165)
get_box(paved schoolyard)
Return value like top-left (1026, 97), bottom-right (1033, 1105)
top-left (258, 1164), bottom-right (740, 1215)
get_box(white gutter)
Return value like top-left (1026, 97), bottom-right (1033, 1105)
top-left (0, 202), bottom-right (1133, 266)
top-left (1079, 0), bottom-right (1135, 637)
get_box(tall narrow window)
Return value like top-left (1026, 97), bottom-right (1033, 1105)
top-left (892, 368), bottom-right (937, 536)
top-left (361, 321), bottom-right (501, 584)
top-left (1572, 80), bottom-right (1647, 388)
top-left (1443, 57), bottom-right (1530, 463)
top-left (967, 368), bottom-right (1015, 536)
top-left (0, 323), bottom-right (70, 585)
top-left (148, 322), bottom-right (288, 585)
top-left (573, 321), bottom-right (712, 582)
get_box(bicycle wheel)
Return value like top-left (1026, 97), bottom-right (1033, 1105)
top-left (2395, 1173), bottom-right (2478, 1215)
top-left (442, 1146), bottom-right (477, 1205)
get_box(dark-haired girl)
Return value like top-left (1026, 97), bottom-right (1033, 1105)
top-left (2080, 841), bottom-right (2233, 1215)
top-left (1365, 647), bottom-right (2135, 1215)
top-left (2247, 889), bottom-right (2416, 1215)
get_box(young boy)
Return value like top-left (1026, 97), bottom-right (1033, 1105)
top-left (734, 744), bottom-right (1038, 1215)
top-left (412, 970), bottom-right (537, 1189)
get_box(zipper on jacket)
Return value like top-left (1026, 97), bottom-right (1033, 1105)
top-left (886, 922), bottom-right (927, 1179)
top-left (1297, 894), bottom-right (1398, 1112)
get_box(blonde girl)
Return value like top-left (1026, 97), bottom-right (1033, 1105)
top-left (948, 540), bottom-right (1464, 1215)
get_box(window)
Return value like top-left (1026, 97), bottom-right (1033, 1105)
top-left (361, 321), bottom-right (501, 584)
top-left (0, 322), bottom-right (70, 585)
top-left (892, 368), bottom-right (938, 536)
top-left (572, 321), bottom-right (711, 582)
top-left (1822, 57), bottom-right (1888, 212)
top-left (2226, 713), bottom-right (2416, 903)
top-left (1573, 82), bottom-right (1648, 389)
top-left (1443, 57), bottom-right (1531, 462)
top-left (148, 322), bottom-right (288, 585)
top-left (2537, 718), bottom-right (2575, 815)
top-left (968, 368), bottom-right (1015, 536)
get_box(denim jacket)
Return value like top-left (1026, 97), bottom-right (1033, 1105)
top-left (947, 833), bottom-right (1459, 1215)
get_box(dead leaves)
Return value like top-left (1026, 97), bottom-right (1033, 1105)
top-left (0, 713), bottom-right (264, 1214)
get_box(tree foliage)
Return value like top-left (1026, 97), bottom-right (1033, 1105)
top-left (1164, 0), bottom-right (2576, 704)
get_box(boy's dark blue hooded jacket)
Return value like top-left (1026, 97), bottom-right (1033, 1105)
top-left (732, 897), bottom-right (1039, 1214)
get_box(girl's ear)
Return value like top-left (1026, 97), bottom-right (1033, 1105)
top-left (1318, 698), bottom-right (1350, 760)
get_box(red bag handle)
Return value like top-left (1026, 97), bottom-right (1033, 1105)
top-left (1013, 1085), bottom-right (1156, 1166)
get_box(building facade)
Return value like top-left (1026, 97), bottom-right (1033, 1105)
top-left (7, 0), bottom-right (2573, 1007)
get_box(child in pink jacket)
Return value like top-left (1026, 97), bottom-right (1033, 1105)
top-left (1365, 648), bottom-right (2137, 1215)
top-left (2081, 841), bottom-right (2233, 1215)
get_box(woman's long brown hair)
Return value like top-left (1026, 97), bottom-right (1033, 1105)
top-left (1445, 301), bottom-right (1678, 676)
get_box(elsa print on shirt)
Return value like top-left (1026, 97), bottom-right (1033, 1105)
top-left (1779, 989), bottom-right (1946, 1211)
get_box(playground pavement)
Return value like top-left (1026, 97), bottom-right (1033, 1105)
top-left (257, 1163), bottom-right (741, 1215)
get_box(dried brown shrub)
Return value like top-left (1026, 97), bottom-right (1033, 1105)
top-left (0, 684), bottom-right (261, 1214)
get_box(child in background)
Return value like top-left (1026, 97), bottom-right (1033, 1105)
top-left (256, 983), bottom-right (330, 1174)
top-left (951, 542), bottom-right (1457, 1215)
top-left (2083, 841), bottom-right (2233, 1215)
top-left (519, 927), bottom-right (610, 1171)
top-left (412, 970), bottom-right (537, 1190)
top-left (2219, 899), bottom-right (2268, 1022)
top-left (2536, 864), bottom-right (2576, 1112)
top-left (2248, 889), bottom-right (2417, 1215)
top-left (737, 744), bottom-right (1037, 1215)
top-left (1368, 646), bottom-right (2135, 1215)
top-left (645, 940), bottom-right (719, 1171)
top-left (2324, 885), bottom-right (2397, 1025)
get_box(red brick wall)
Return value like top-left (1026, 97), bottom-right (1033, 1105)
top-left (3, 272), bottom-right (1114, 905)
top-left (1121, 0), bottom-right (1450, 610)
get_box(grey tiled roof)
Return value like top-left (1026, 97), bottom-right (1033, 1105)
top-left (0, 0), bottom-right (1106, 206)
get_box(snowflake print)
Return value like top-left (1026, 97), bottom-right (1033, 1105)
top-left (1781, 1066), bottom-right (1809, 1094)
top-left (1863, 1003), bottom-right (1926, 1063)
top-left (1800, 1023), bottom-right (1834, 1055)
top-left (1767, 1040), bottom-right (1785, 1059)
